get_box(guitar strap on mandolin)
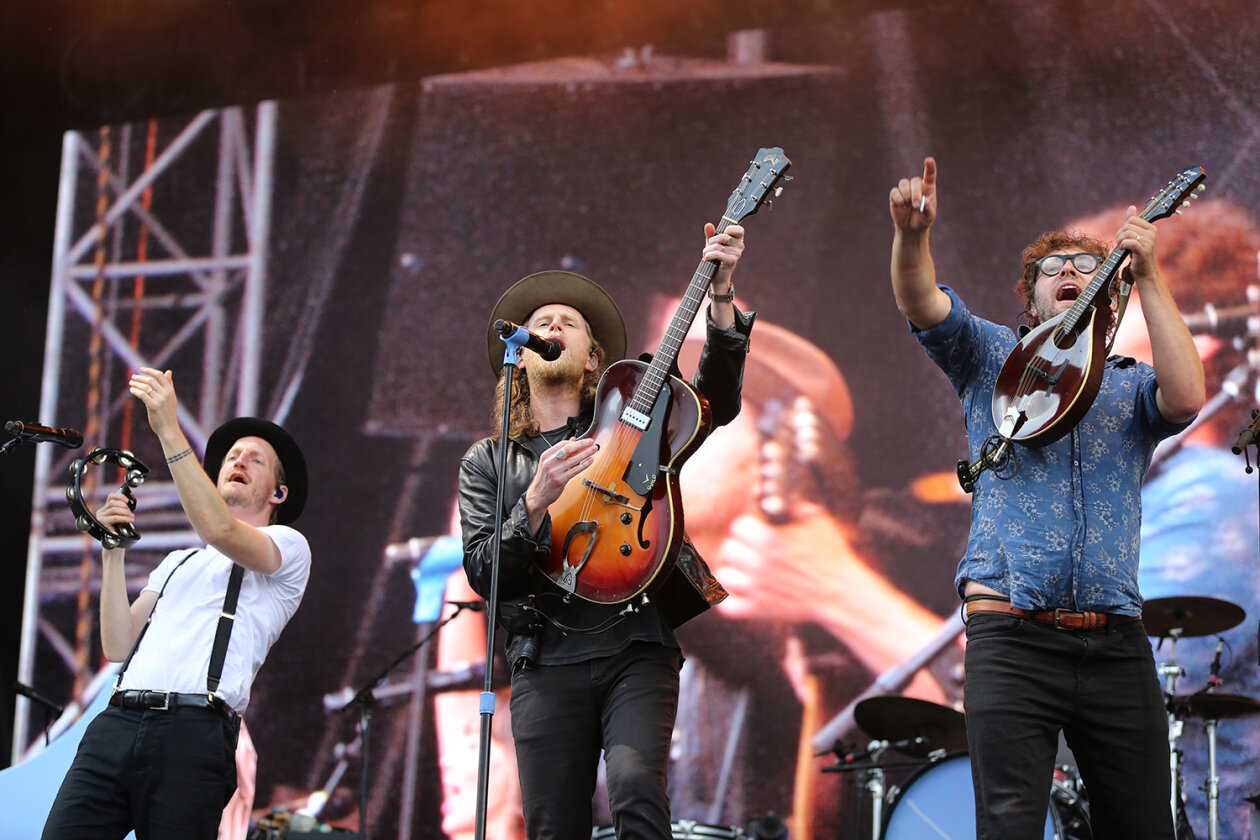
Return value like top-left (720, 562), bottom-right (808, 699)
top-left (1105, 266), bottom-right (1136, 356)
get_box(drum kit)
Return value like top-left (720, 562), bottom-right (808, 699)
top-left (824, 595), bottom-right (1260, 840)
top-left (1147, 594), bottom-right (1260, 840)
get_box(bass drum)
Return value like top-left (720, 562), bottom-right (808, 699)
top-left (592, 821), bottom-right (744, 839)
top-left (883, 752), bottom-right (1061, 839)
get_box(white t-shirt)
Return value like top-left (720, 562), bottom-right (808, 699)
top-left (117, 524), bottom-right (311, 713)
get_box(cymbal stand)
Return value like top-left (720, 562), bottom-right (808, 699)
top-left (1203, 711), bottom-right (1222, 840)
top-left (1157, 629), bottom-right (1187, 838)
top-left (859, 741), bottom-right (890, 840)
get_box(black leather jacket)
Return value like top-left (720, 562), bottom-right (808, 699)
top-left (458, 308), bottom-right (754, 665)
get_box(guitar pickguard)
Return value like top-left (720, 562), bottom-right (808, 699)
top-left (625, 383), bottom-right (671, 496)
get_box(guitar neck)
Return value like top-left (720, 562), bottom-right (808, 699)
top-left (627, 221), bottom-right (734, 418)
top-left (1060, 246), bottom-right (1128, 335)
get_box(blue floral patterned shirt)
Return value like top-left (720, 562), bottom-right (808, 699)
top-left (914, 286), bottom-right (1192, 613)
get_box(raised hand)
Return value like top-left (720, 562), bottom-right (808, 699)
top-left (890, 157), bottom-right (937, 232)
top-left (128, 367), bottom-right (180, 440)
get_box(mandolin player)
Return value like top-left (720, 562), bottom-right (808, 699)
top-left (457, 222), bottom-right (752, 840)
top-left (888, 156), bottom-right (1204, 839)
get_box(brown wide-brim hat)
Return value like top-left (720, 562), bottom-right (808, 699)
top-left (203, 417), bottom-right (308, 525)
top-left (485, 270), bottom-right (627, 377)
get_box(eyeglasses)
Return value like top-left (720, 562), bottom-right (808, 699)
top-left (1036, 252), bottom-right (1101, 276)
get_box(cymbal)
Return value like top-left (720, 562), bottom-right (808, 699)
top-left (1171, 693), bottom-right (1260, 720)
top-left (1142, 596), bottom-right (1245, 638)
top-left (853, 696), bottom-right (967, 757)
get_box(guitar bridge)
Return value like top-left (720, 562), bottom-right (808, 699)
top-left (1025, 361), bottom-right (1060, 386)
top-left (582, 478), bottom-right (631, 506)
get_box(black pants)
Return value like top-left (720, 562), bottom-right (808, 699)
top-left (42, 705), bottom-right (239, 840)
top-left (509, 642), bottom-right (681, 840)
top-left (964, 612), bottom-right (1174, 840)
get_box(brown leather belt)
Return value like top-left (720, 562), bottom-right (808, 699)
top-left (964, 599), bottom-right (1142, 631)
top-left (110, 690), bottom-right (239, 724)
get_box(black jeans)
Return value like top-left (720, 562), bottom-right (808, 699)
top-left (42, 705), bottom-right (239, 840)
top-left (509, 642), bottom-right (682, 840)
top-left (964, 612), bottom-right (1174, 840)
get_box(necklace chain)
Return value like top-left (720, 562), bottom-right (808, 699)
top-left (538, 427), bottom-right (568, 447)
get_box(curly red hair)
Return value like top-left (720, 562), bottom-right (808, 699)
top-left (1014, 229), bottom-right (1114, 328)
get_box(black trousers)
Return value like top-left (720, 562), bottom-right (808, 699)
top-left (509, 642), bottom-right (681, 840)
top-left (41, 705), bottom-right (239, 840)
top-left (964, 612), bottom-right (1175, 840)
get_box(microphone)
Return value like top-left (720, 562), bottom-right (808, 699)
top-left (1231, 409), bottom-right (1260, 455)
top-left (492, 319), bottom-right (562, 362)
top-left (1209, 636), bottom-right (1225, 683)
top-left (13, 681), bottom-right (65, 717)
top-left (5, 421), bottom-right (84, 449)
top-left (447, 600), bottom-right (486, 612)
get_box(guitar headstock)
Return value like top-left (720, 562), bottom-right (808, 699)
top-left (723, 147), bottom-right (792, 225)
top-left (1141, 165), bottom-right (1207, 223)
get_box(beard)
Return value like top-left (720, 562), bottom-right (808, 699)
top-left (525, 351), bottom-right (589, 390)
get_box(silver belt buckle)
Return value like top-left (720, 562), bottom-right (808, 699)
top-left (152, 690), bottom-right (173, 711)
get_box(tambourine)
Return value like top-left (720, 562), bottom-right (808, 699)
top-left (65, 447), bottom-right (151, 549)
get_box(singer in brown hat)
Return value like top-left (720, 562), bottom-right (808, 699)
top-left (458, 220), bottom-right (754, 840)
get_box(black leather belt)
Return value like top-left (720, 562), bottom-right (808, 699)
top-left (110, 690), bottom-right (239, 724)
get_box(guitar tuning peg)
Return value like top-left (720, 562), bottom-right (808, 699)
top-left (1175, 209), bottom-right (1184, 215)
top-left (764, 199), bottom-right (774, 209)
top-left (773, 186), bottom-right (784, 197)
top-left (1197, 184), bottom-right (1206, 192)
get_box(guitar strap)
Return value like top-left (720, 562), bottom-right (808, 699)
top-left (1105, 266), bottom-right (1136, 356)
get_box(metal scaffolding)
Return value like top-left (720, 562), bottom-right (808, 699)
top-left (14, 102), bottom-right (278, 760)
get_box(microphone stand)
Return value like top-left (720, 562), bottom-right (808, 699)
top-left (473, 333), bottom-right (531, 840)
top-left (338, 604), bottom-right (473, 838)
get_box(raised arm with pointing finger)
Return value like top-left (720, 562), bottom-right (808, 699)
top-left (885, 155), bottom-right (1200, 840)
top-left (889, 156), bottom-right (951, 330)
top-left (42, 371), bottom-right (311, 840)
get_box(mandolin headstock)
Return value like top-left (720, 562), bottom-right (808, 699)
top-left (1141, 165), bottom-right (1207, 224)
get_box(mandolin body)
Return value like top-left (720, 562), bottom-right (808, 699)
top-left (993, 305), bottom-right (1108, 446)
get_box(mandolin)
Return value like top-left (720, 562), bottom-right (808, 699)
top-left (537, 148), bottom-right (792, 603)
top-left (958, 165), bottom-right (1206, 492)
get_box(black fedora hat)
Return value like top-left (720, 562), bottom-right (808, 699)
top-left (485, 270), bottom-right (626, 377)
top-left (203, 417), bottom-right (308, 525)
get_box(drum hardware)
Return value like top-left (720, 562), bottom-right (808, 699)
top-left (1144, 596), bottom-right (1246, 639)
top-left (839, 696), bottom-right (969, 839)
top-left (591, 821), bottom-right (746, 838)
top-left (819, 740), bottom-right (924, 840)
top-left (880, 752), bottom-right (1066, 839)
top-left (852, 696), bottom-right (968, 758)
top-left (1169, 691), bottom-right (1260, 840)
top-left (1148, 595), bottom-right (1247, 839)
